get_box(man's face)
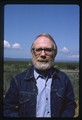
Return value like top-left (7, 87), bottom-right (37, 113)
top-left (31, 36), bottom-right (55, 70)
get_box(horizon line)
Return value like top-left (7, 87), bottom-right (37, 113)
top-left (4, 57), bottom-right (79, 62)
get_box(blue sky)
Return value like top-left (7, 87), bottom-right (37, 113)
top-left (4, 4), bottom-right (80, 61)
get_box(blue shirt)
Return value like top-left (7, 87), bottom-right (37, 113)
top-left (34, 70), bottom-right (52, 117)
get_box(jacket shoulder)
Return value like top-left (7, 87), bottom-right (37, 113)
top-left (13, 65), bottom-right (34, 82)
top-left (53, 67), bottom-right (68, 77)
top-left (53, 68), bottom-right (71, 83)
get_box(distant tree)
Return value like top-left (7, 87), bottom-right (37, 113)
top-left (67, 64), bottom-right (76, 70)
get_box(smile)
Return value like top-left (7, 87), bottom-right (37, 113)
top-left (38, 60), bottom-right (48, 62)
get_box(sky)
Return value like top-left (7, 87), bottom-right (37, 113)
top-left (4, 4), bottom-right (80, 61)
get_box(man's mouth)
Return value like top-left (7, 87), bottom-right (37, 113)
top-left (38, 60), bottom-right (48, 62)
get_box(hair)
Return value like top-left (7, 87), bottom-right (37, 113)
top-left (31, 33), bottom-right (57, 57)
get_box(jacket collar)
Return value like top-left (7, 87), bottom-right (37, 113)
top-left (24, 65), bottom-right (34, 80)
top-left (24, 65), bottom-right (60, 81)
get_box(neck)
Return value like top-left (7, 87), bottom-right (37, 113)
top-left (35, 67), bottom-right (52, 78)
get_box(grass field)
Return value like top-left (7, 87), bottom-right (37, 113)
top-left (3, 61), bottom-right (79, 117)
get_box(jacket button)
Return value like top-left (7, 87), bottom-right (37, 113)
top-left (15, 106), bottom-right (18, 108)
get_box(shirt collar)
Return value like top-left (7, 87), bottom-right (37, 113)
top-left (34, 69), bottom-right (52, 80)
top-left (34, 69), bottom-right (40, 80)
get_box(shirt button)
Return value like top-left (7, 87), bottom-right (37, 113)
top-left (47, 111), bottom-right (49, 114)
top-left (46, 98), bottom-right (48, 100)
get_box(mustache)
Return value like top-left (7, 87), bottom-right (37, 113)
top-left (37, 59), bottom-right (53, 62)
top-left (38, 60), bottom-right (48, 62)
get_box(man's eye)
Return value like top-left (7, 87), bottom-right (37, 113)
top-left (45, 48), bottom-right (52, 52)
top-left (33, 48), bottom-right (54, 53)
top-left (36, 48), bottom-right (42, 51)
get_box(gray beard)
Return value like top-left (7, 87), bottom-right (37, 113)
top-left (32, 57), bottom-right (54, 70)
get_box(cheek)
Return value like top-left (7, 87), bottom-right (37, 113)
top-left (32, 54), bottom-right (39, 60)
top-left (47, 54), bottom-right (54, 59)
top-left (50, 53), bottom-right (55, 59)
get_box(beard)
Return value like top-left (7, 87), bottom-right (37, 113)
top-left (32, 56), bottom-right (54, 70)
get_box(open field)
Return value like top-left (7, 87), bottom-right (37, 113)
top-left (3, 61), bottom-right (79, 117)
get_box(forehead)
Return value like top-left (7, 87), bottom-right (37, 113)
top-left (33, 36), bottom-right (54, 47)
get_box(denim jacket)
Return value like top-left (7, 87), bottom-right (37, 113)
top-left (3, 66), bottom-right (76, 117)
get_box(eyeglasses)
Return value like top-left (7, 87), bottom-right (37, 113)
top-left (32, 48), bottom-right (55, 55)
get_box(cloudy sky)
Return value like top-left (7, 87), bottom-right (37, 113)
top-left (4, 4), bottom-right (79, 61)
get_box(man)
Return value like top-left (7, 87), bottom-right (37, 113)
top-left (4, 33), bottom-right (76, 117)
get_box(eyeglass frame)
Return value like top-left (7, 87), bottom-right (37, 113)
top-left (32, 47), bottom-right (56, 55)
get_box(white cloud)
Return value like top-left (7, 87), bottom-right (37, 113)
top-left (4, 40), bottom-right (11, 48)
top-left (12, 43), bottom-right (21, 49)
top-left (4, 40), bottom-right (22, 49)
top-left (60, 46), bottom-right (69, 53)
top-left (67, 55), bottom-right (79, 59)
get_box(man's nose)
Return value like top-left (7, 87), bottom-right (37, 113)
top-left (40, 50), bottom-right (46, 56)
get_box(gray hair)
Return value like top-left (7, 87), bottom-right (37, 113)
top-left (31, 33), bottom-right (57, 57)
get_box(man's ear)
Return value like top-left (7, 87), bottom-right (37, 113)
top-left (31, 49), bottom-right (34, 55)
